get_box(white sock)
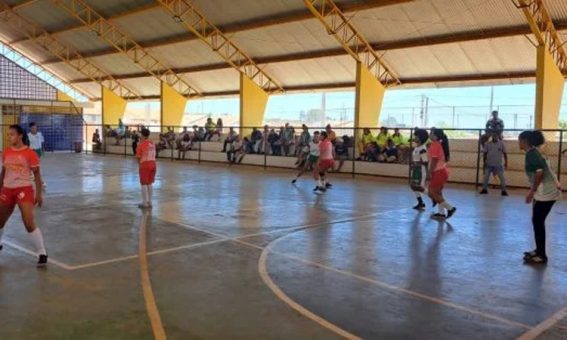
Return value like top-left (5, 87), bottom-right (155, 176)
top-left (0, 227), bottom-right (4, 245)
top-left (440, 201), bottom-right (453, 210)
top-left (29, 228), bottom-right (46, 255)
top-left (414, 191), bottom-right (422, 198)
top-left (148, 185), bottom-right (153, 205)
top-left (437, 205), bottom-right (446, 215)
top-left (317, 179), bottom-right (323, 187)
top-left (141, 185), bottom-right (148, 205)
top-left (321, 177), bottom-right (326, 186)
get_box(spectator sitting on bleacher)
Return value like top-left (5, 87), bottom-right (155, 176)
top-left (296, 124), bottom-right (311, 164)
top-left (165, 127), bottom-right (176, 148)
top-left (132, 130), bottom-right (140, 155)
top-left (177, 133), bottom-right (192, 160)
top-left (365, 141), bottom-right (380, 162)
top-left (176, 127), bottom-right (189, 149)
top-left (268, 129), bottom-right (281, 156)
top-left (228, 136), bottom-right (246, 165)
top-left (259, 125), bottom-right (270, 154)
top-left (92, 129), bottom-right (102, 151)
top-left (211, 118), bottom-right (223, 141)
top-left (380, 139), bottom-right (398, 163)
top-left (104, 125), bottom-right (114, 137)
top-left (326, 124), bottom-right (337, 144)
top-left (222, 127), bottom-right (237, 152)
top-left (392, 128), bottom-right (410, 162)
top-left (156, 134), bottom-right (168, 154)
top-left (333, 136), bottom-right (350, 172)
top-left (198, 127), bottom-right (206, 141)
top-left (281, 123), bottom-right (295, 156)
top-left (357, 128), bottom-right (375, 160)
top-left (375, 127), bottom-right (390, 151)
top-left (204, 118), bottom-right (217, 141)
top-left (248, 128), bottom-right (263, 154)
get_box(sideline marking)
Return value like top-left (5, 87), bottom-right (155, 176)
top-left (517, 305), bottom-right (567, 339)
top-left (3, 241), bottom-right (73, 270)
top-left (235, 208), bottom-right (532, 337)
top-left (139, 211), bottom-right (167, 340)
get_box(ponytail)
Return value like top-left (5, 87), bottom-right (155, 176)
top-left (431, 128), bottom-right (450, 162)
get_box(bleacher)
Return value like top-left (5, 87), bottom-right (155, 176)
top-left (99, 134), bottom-right (567, 190)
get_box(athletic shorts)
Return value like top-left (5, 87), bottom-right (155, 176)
top-left (429, 168), bottom-right (449, 191)
top-left (0, 186), bottom-right (35, 207)
top-left (318, 159), bottom-right (335, 172)
top-left (308, 155), bottom-right (319, 164)
top-left (410, 165), bottom-right (426, 190)
top-left (33, 149), bottom-right (43, 158)
top-left (139, 161), bottom-right (157, 185)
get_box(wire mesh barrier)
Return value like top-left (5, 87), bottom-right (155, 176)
top-left (83, 123), bottom-right (567, 191)
top-left (0, 98), bottom-right (85, 152)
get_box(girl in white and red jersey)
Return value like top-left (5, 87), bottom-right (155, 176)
top-left (136, 128), bottom-right (157, 209)
top-left (314, 131), bottom-right (335, 193)
top-left (0, 125), bottom-right (47, 266)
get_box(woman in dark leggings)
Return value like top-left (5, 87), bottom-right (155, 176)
top-left (519, 131), bottom-right (561, 264)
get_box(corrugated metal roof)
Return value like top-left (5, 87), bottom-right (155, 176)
top-left (0, 0), bottom-right (560, 99)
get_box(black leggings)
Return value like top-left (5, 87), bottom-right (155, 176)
top-left (532, 200), bottom-right (556, 258)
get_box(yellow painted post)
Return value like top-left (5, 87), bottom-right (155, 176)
top-left (535, 45), bottom-right (565, 130)
top-left (101, 86), bottom-right (127, 127)
top-left (56, 91), bottom-right (74, 102)
top-left (354, 61), bottom-right (386, 131)
top-left (160, 82), bottom-right (188, 132)
top-left (240, 73), bottom-right (269, 137)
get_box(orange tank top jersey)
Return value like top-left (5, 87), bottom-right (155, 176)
top-left (2, 147), bottom-right (40, 188)
top-left (319, 139), bottom-right (333, 160)
top-left (136, 140), bottom-right (156, 163)
top-left (428, 141), bottom-right (447, 172)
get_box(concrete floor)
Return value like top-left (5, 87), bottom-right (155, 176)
top-left (1, 153), bottom-right (567, 339)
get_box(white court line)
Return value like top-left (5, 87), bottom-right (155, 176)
top-left (517, 305), bottom-right (567, 339)
top-left (3, 241), bottom-right (73, 270)
top-left (235, 207), bottom-right (532, 338)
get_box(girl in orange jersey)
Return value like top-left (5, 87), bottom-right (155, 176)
top-left (0, 125), bottom-right (47, 266)
top-left (136, 128), bottom-right (157, 209)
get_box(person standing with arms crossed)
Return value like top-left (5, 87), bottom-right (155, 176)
top-left (136, 128), bottom-right (157, 209)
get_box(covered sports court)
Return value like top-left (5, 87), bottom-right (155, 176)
top-left (1, 0), bottom-right (567, 339)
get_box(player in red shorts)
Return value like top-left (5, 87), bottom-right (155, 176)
top-left (427, 128), bottom-right (456, 220)
top-left (0, 125), bottom-right (47, 266)
top-left (314, 131), bottom-right (335, 193)
top-left (136, 128), bottom-right (157, 209)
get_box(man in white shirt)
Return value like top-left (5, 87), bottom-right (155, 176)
top-left (28, 122), bottom-right (45, 158)
top-left (28, 122), bottom-right (46, 189)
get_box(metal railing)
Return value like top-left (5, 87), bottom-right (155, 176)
top-left (83, 123), bottom-right (567, 190)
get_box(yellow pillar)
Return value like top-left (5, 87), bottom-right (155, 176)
top-left (535, 45), bottom-right (565, 130)
top-left (354, 61), bottom-right (386, 130)
top-left (56, 90), bottom-right (73, 102)
top-left (240, 74), bottom-right (269, 137)
top-left (101, 86), bottom-right (127, 127)
top-left (160, 82), bottom-right (188, 132)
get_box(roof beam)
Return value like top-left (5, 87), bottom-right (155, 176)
top-left (95, 71), bottom-right (535, 101)
top-left (41, 0), bottom-right (412, 65)
top-left (69, 20), bottom-right (564, 84)
top-left (9, 2), bottom-right (160, 45)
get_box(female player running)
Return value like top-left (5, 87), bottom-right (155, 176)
top-left (292, 131), bottom-right (320, 184)
top-left (519, 130), bottom-right (561, 264)
top-left (427, 128), bottom-right (456, 220)
top-left (136, 128), bottom-right (157, 209)
top-left (0, 125), bottom-right (47, 266)
top-left (314, 131), bottom-right (334, 192)
top-left (411, 129), bottom-right (429, 210)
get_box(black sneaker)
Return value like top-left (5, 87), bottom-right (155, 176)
top-left (447, 207), bottom-right (457, 219)
top-left (37, 254), bottom-right (48, 267)
top-left (501, 191), bottom-right (509, 196)
top-left (291, 179), bottom-right (297, 184)
top-left (0, 244), bottom-right (3, 251)
top-left (524, 255), bottom-right (547, 264)
top-left (479, 189), bottom-right (488, 194)
top-left (432, 200), bottom-right (437, 208)
top-left (325, 183), bottom-right (333, 188)
top-left (413, 203), bottom-right (426, 211)
top-left (431, 213), bottom-right (446, 220)
top-left (313, 186), bottom-right (320, 192)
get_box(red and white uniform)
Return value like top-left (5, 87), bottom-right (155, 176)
top-left (0, 146), bottom-right (40, 206)
top-left (428, 141), bottom-right (448, 190)
top-left (318, 139), bottom-right (335, 172)
top-left (136, 140), bottom-right (157, 185)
